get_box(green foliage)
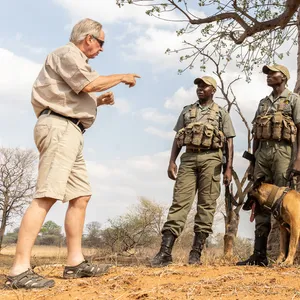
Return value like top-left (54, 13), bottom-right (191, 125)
top-left (3, 227), bottom-right (19, 244)
top-left (38, 220), bottom-right (63, 246)
top-left (40, 220), bottom-right (62, 235)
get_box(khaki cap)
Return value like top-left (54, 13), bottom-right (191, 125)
top-left (194, 76), bottom-right (217, 89)
top-left (262, 64), bottom-right (290, 80)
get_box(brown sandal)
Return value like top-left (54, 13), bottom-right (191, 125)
top-left (5, 269), bottom-right (55, 289)
top-left (63, 260), bottom-right (111, 279)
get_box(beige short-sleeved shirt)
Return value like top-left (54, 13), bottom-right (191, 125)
top-left (31, 42), bottom-right (100, 129)
top-left (174, 101), bottom-right (236, 138)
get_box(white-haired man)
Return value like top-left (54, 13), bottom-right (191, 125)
top-left (6, 18), bottom-right (140, 289)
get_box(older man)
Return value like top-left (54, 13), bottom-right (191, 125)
top-left (6, 18), bottom-right (140, 289)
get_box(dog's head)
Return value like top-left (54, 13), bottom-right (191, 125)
top-left (242, 176), bottom-right (267, 211)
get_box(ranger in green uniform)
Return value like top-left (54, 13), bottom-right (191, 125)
top-left (237, 64), bottom-right (300, 266)
top-left (151, 76), bottom-right (236, 266)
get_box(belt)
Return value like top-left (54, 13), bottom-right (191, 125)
top-left (260, 140), bottom-right (291, 147)
top-left (39, 109), bottom-right (85, 133)
top-left (186, 147), bottom-right (218, 153)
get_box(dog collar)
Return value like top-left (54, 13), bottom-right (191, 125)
top-left (271, 187), bottom-right (291, 230)
top-left (264, 186), bottom-right (280, 209)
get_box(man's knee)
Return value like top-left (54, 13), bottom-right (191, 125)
top-left (32, 197), bottom-right (57, 211)
top-left (69, 195), bottom-right (91, 209)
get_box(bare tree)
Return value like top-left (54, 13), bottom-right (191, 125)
top-left (117, 1), bottom-right (300, 90)
top-left (117, 0), bottom-right (300, 259)
top-left (101, 197), bottom-right (166, 254)
top-left (0, 148), bottom-right (37, 249)
top-left (84, 221), bottom-right (102, 247)
top-left (200, 53), bottom-right (253, 256)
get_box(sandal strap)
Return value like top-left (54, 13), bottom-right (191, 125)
top-left (63, 260), bottom-right (111, 278)
top-left (6, 269), bottom-right (54, 289)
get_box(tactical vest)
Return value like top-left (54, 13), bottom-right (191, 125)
top-left (252, 94), bottom-right (297, 143)
top-left (175, 103), bottom-right (225, 149)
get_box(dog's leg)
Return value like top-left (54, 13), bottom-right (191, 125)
top-left (276, 225), bottom-right (288, 264)
top-left (282, 218), bottom-right (300, 266)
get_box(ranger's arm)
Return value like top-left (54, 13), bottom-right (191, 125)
top-left (290, 123), bottom-right (300, 177)
top-left (223, 137), bottom-right (234, 186)
top-left (168, 137), bottom-right (182, 180)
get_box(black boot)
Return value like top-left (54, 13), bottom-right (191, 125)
top-left (188, 232), bottom-right (208, 265)
top-left (151, 231), bottom-right (176, 267)
top-left (236, 236), bottom-right (268, 266)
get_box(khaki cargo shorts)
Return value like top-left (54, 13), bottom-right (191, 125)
top-left (33, 114), bottom-right (92, 202)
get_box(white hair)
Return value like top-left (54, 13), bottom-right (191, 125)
top-left (70, 18), bottom-right (102, 44)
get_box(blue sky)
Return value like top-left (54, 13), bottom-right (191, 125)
top-left (1, 0), bottom-right (298, 239)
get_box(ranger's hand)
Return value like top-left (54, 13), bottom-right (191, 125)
top-left (97, 91), bottom-right (114, 106)
top-left (168, 161), bottom-right (177, 180)
top-left (223, 168), bottom-right (232, 186)
top-left (247, 163), bottom-right (254, 181)
top-left (121, 74), bottom-right (141, 88)
top-left (289, 159), bottom-right (300, 180)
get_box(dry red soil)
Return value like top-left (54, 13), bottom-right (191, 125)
top-left (1, 263), bottom-right (300, 299)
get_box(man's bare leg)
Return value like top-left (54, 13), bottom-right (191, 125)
top-left (9, 197), bottom-right (57, 276)
top-left (65, 196), bottom-right (90, 266)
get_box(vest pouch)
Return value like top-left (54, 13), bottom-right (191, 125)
top-left (201, 124), bottom-right (214, 148)
top-left (254, 116), bottom-right (262, 139)
top-left (282, 119), bottom-right (290, 141)
top-left (290, 122), bottom-right (297, 143)
top-left (184, 123), bottom-right (193, 145)
top-left (282, 119), bottom-right (297, 143)
top-left (260, 115), bottom-right (272, 139)
top-left (212, 130), bottom-right (225, 149)
top-left (191, 122), bottom-right (203, 146)
top-left (175, 128), bottom-right (185, 147)
top-left (272, 112), bottom-right (283, 140)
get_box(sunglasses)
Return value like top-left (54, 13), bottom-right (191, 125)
top-left (92, 35), bottom-right (105, 48)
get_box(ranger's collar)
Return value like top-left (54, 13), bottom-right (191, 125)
top-left (268, 88), bottom-right (291, 102)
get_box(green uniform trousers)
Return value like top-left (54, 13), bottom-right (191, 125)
top-left (162, 149), bottom-right (223, 237)
top-left (254, 140), bottom-right (292, 237)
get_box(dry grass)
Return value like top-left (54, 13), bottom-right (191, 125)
top-left (2, 264), bottom-right (300, 299)
top-left (1, 245), bottom-right (300, 299)
top-left (1, 245), bottom-right (98, 258)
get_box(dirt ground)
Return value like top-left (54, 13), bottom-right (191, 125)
top-left (1, 253), bottom-right (300, 300)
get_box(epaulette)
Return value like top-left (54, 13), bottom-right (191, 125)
top-left (259, 96), bottom-right (269, 103)
top-left (183, 102), bottom-right (196, 111)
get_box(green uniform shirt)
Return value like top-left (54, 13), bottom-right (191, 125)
top-left (173, 101), bottom-right (236, 138)
top-left (253, 88), bottom-right (300, 124)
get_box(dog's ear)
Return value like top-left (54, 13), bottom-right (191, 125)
top-left (253, 176), bottom-right (265, 190)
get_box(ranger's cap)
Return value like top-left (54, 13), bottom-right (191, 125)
top-left (194, 76), bottom-right (217, 89)
top-left (262, 64), bottom-right (290, 81)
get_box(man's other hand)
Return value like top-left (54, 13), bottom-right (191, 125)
top-left (121, 74), bottom-right (141, 88)
top-left (97, 91), bottom-right (114, 106)
top-left (168, 161), bottom-right (177, 180)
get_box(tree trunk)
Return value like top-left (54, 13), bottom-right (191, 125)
top-left (0, 211), bottom-right (7, 250)
top-left (224, 208), bottom-right (240, 256)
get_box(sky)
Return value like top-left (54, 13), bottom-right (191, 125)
top-left (0, 0), bottom-right (298, 239)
